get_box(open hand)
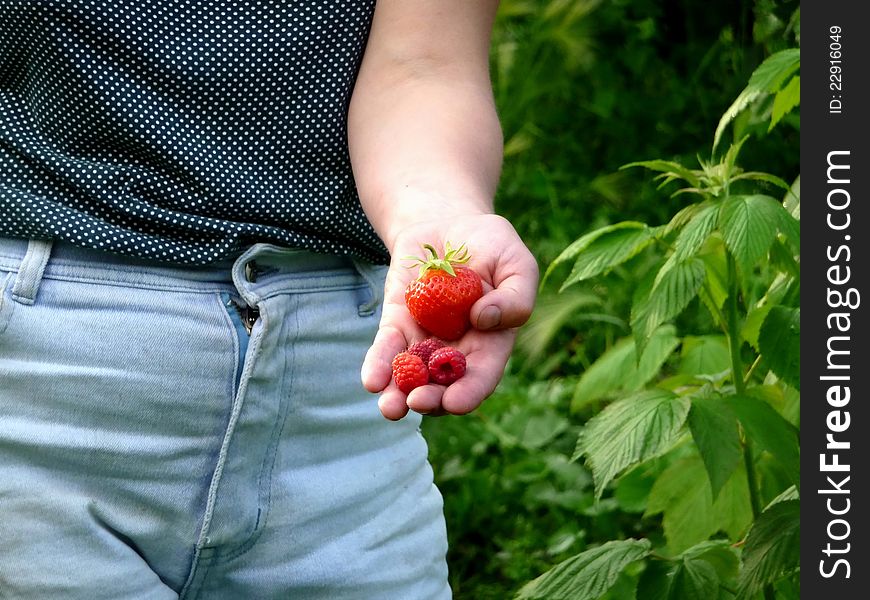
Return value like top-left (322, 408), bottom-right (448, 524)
top-left (361, 213), bottom-right (538, 420)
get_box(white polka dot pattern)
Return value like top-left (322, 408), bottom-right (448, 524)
top-left (0, 0), bottom-right (388, 265)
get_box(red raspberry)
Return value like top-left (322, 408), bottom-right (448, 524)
top-left (407, 337), bottom-right (447, 365)
top-left (427, 346), bottom-right (467, 386)
top-left (391, 351), bottom-right (429, 394)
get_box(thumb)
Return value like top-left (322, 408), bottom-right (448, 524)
top-left (470, 268), bottom-right (538, 331)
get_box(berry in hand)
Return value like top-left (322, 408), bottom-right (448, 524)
top-left (407, 337), bottom-right (447, 365)
top-left (391, 351), bottom-right (430, 394)
top-left (404, 242), bottom-right (483, 341)
top-left (427, 346), bottom-right (467, 386)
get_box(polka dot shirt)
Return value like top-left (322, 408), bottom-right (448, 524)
top-left (0, 0), bottom-right (389, 265)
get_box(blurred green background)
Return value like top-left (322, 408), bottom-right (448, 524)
top-left (421, 1), bottom-right (800, 598)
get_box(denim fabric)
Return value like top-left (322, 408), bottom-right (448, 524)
top-left (0, 238), bottom-right (449, 600)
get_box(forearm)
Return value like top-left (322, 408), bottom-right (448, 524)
top-left (347, 3), bottom-right (503, 252)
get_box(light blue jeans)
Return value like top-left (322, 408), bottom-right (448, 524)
top-left (0, 238), bottom-right (450, 599)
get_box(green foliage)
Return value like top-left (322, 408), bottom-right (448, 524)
top-left (515, 539), bottom-right (652, 600)
top-left (423, 2), bottom-right (801, 598)
top-left (687, 391), bottom-right (742, 500)
top-left (518, 11), bottom-right (800, 598)
top-left (736, 500), bottom-right (801, 599)
top-left (575, 389), bottom-right (690, 499)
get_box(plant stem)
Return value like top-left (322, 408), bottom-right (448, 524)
top-left (725, 253), bottom-right (773, 599)
top-left (724, 255), bottom-right (762, 518)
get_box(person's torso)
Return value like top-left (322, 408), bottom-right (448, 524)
top-left (0, 0), bottom-right (387, 264)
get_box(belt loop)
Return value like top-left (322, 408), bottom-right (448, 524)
top-left (351, 258), bottom-right (385, 317)
top-left (11, 239), bottom-right (53, 305)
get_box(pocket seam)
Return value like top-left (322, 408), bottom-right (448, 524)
top-left (0, 272), bottom-right (16, 337)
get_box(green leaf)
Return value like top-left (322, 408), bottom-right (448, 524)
top-left (632, 258), bottom-right (705, 352)
top-left (742, 274), bottom-right (791, 350)
top-left (614, 463), bottom-right (660, 514)
top-left (670, 203), bottom-right (719, 264)
top-left (576, 389), bottom-right (690, 499)
top-left (678, 335), bottom-right (730, 377)
top-left (747, 49), bottom-right (801, 92)
top-left (646, 456), bottom-right (752, 553)
top-left (771, 76), bottom-right (800, 131)
top-left (621, 159), bottom-right (702, 189)
top-left (669, 557), bottom-right (719, 600)
top-left (664, 203), bottom-right (704, 237)
top-left (736, 500), bottom-right (800, 600)
top-left (688, 392), bottom-right (742, 500)
top-left (561, 226), bottom-right (656, 289)
top-left (543, 221), bottom-right (648, 287)
top-left (681, 540), bottom-right (740, 582)
top-left (515, 538), bottom-right (652, 600)
top-left (636, 560), bottom-right (672, 600)
top-left (697, 240), bottom-right (729, 321)
top-left (729, 394), bottom-right (800, 484)
top-left (718, 195), bottom-right (783, 275)
top-left (517, 290), bottom-right (603, 360)
top-left (759, 306), bottom-right (800, 390)
top-left (783, 175), bottom-right (800, 219)
top-left (571, 326), bottom-right (679, 412)
top-left (714, 49), bottom-right (801, 149)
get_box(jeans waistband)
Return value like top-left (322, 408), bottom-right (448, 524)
top-left (0, 238), bottom-right (386, 313)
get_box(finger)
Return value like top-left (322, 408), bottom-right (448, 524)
top-left (440, 329), bottom-right (515, 414)
top-left (361, 323), bottom-right (407, 393)
top-left (406, 384), bottom-right (446, 415)
top-left (378, 386), bottom-right (411, 421)
top-left (470, 263), bottom-right (538, 330)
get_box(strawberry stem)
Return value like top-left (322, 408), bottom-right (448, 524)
top-left (404, 241), bottom-right (471, 278)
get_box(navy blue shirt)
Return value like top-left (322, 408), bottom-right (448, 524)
top-left (0, 0), bottom-right (388, 264)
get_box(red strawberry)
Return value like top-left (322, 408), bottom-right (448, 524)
top-left (404, 243), bottom-right (484, 341)
top-left (391, 351), bottom-right (429, 394)
top-left (427, 346), bottom-right (467, 386)
top-left (407, 337), bottom-right (447, 365)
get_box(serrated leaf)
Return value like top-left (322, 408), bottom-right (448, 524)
top-left (544, 221), bottom-right (648, 287)
top-left (664, 203), bottom-right (703, 237)
top-left (671, 203), bottom-right (719, 264)
top-left (771, 75), bottom-right (800, 131)
top-left (758, 306), bottom-right (800, 390)
top-left (669, 557), bottom-right (719, 600)
top-left (747, 49), bottom-right (801, 92)
top-left (714, 49), bottom-right (801, 149)
top-left (719, 195), bottom-right (783, 274)
top-left (632, 258), bottom-right (705, 352)
top-left (729, 393), bottom-right (800, 484)
top-left (736, 500), bottom-right (800, 600)
top-left (571, 326), bottom-right (679, 412)
top-left (515, 538), bottom-right (652, 600)
top-left (646, 456), bottom-right (752, 554)
top-left (561, 226), bottom-right (656, 289)
top-left (577, 390), bottom-right (690, 498)
top-left (688, 393), bottom-right (742, 500)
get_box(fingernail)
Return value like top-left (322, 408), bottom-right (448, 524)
top-left (478, 305), bottom-right (502, 330)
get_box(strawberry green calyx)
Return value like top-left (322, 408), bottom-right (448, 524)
top-left (405, 241), bottom-right (471, 278)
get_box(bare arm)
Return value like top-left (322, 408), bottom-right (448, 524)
top-left (349, 0), bottom-right (538, 420)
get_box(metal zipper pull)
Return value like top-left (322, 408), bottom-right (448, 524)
top-left (230, 298), bottom-right (260, 335)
